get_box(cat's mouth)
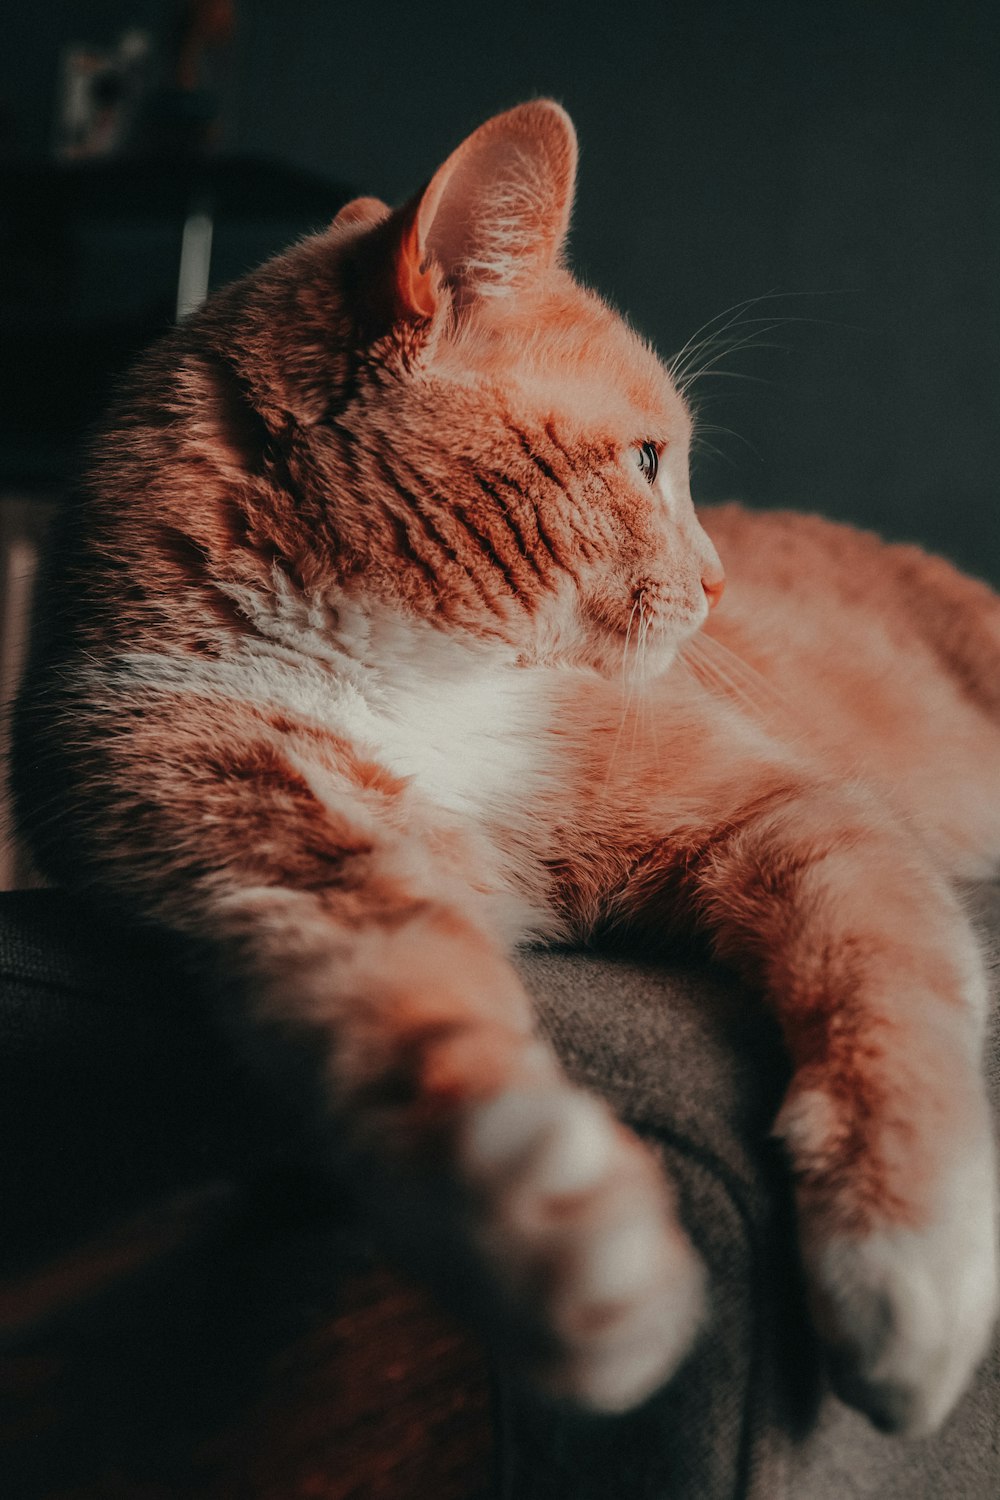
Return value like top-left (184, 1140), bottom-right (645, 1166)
top-left (625, 582), bottom-right (708, 639)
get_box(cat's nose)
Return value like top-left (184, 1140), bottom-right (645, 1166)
top-left (702, 568), bottom-right (726, 610)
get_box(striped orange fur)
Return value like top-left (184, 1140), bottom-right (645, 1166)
top-left (13, 100), bottom-right (999, 1431)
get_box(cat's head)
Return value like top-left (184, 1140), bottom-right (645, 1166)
top-left (172, 101), bottom-right (724, 677)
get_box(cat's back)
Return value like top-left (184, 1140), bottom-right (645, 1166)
top-left (698, 502), bottom-right (1000, 876)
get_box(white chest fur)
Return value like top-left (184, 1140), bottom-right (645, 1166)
top-left (116, 592), bottom-right (554, 828)
top-left (328, 599), bottom-right (554, 821)
top-left (369, 656), bottom-right (547, 819)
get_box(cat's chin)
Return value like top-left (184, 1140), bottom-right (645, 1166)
top-left (591, 626), bottom-right (689, 683)
top-left (517, 637), bottom-right (681, 681)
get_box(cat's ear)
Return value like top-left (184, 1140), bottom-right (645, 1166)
top-left (394, 100), bottom-right (578, 319)
top-left (332, 196), bottom-right (392, 232)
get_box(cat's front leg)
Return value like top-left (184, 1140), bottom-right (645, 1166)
top-left (215, 878), bottom-right (705, 1413)
top-left (456, 1080), bottom-right (705, 1408)
top-left (43, 689), bottom-right (703, 1414)
top-left (632, 781), bottom-right (998, 1432)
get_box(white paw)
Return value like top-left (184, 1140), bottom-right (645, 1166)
top-left (459, 1088), bottom-right (705, 1412)
top-left (800, 1144), bottom-right (999, 1434)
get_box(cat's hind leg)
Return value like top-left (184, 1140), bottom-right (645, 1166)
top-left (891, 541), bottom-right (1000, 723)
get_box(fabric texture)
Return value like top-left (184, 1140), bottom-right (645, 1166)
top-left (1, 889), bottom-right (998, 1498)
top-left (510, 898), bottom-right (1000, 1499)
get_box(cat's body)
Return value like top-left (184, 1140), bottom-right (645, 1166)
top-left (13, 102), bottom-right (999, 1433)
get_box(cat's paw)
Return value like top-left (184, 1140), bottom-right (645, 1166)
top-left (459, 1088), bottom-right (705, 1412)
top-left (783, 1095), bottom-right (1000, 1434)
top-left (804, 1218), bottom-right (998, 1434)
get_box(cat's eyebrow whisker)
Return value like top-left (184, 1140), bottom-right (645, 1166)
top-left (687, 370), bottom-right (778, 388)
top-left (678, 356), bottom-right (784, 399)
top-left (670, 310), bottom-right (797, 386)
top-left (687, 395), bottom-right (768, 462)
top-left (694, 419), bottom-right (759, 449)
top-left (690, 439), bottom-right (736, 469)
top-left (678, 308), bottom-right (857, 366)
top-left (672, 329), bottom-right (777, 387)
top-left (676, 326), bottom-right (792, 394)
top-left (690, 424), bottom-right (764, 470)
top-left (669, 289), bottom-right (856, 385)
top-left (668, 290), bottom-right (790, 376)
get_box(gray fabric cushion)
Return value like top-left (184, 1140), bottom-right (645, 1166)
top-left (505, 885), bottom-right (1000, 1499)
top-left (501, 947), bottom-right (799, 1500)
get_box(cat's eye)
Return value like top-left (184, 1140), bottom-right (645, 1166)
top-left (634, 441), bottom-right (660, 486)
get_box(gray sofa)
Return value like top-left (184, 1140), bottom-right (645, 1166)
top-left (511, 901), bottom-right (1000, 1498)
top-left (1, 887), bottom-right (997, 1497)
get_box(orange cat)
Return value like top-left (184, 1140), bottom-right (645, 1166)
top-left (13, 101), bottom-right (998, 1434)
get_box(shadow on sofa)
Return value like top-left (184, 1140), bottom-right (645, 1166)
top-left (1, 888), bottom-right (997, 1498)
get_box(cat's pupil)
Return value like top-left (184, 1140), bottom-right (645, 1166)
top-left (636, 441), bottom-right (659, 485)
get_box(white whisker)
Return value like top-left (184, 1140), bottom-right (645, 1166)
top-left (602, 598), bottom-right (641, 793)
top-left (681, 631), bottom-right (802, 736)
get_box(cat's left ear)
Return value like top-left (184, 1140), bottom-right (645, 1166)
top-left (394, 100), bottom-right (578, 319)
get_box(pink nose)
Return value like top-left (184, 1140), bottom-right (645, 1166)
top-left (702, 570), bottom-right (726, 610)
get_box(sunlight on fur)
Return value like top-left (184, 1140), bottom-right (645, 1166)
top-left (11, 99), bottom-right (999, 1433)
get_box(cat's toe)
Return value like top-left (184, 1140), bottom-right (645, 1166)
top-left (801, 1169), bottom-right (999, 1434)
top-left (537, 1163), bottom-right (706, 1411)
top-left (460, 1088), bottom-right (705, 1412)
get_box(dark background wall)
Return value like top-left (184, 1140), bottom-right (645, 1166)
top-left (4, 0), bottom-right (999, 578)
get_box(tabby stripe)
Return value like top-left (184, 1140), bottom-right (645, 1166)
top-left (383, 507), bottom-right (446, 600)
top-left (376, 454), bottom-right (502, 616)
top-left (533, 506), bottom-right (581, 581)
top-left (372, 454), bottom-right (456, 598)
top-left (389, 450), bottom-right (528, 606)
top-left (483, 472), bottom-right (564, 575)
top-left (506, 423), bottom-right (586, 578)
top-left (472, 473), bottom-right (548, 580)
top-left (454, 505), bottom-right (525, 600)
top-left (329, 420), bottom-right (371, 502)
top-left (509, 423), bottom-right (565, 489)
top-left (542, 419), bottom-right (578, 471)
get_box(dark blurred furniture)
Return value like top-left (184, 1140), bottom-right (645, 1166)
top-left (0, 891), bottom-right (494, 1499)
top-left (2, 888), bottom-right (998, 1498)
top-left (0, 156), bottom-right (352, 489)
top-left (0, 156), bottom-right (353, 886)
